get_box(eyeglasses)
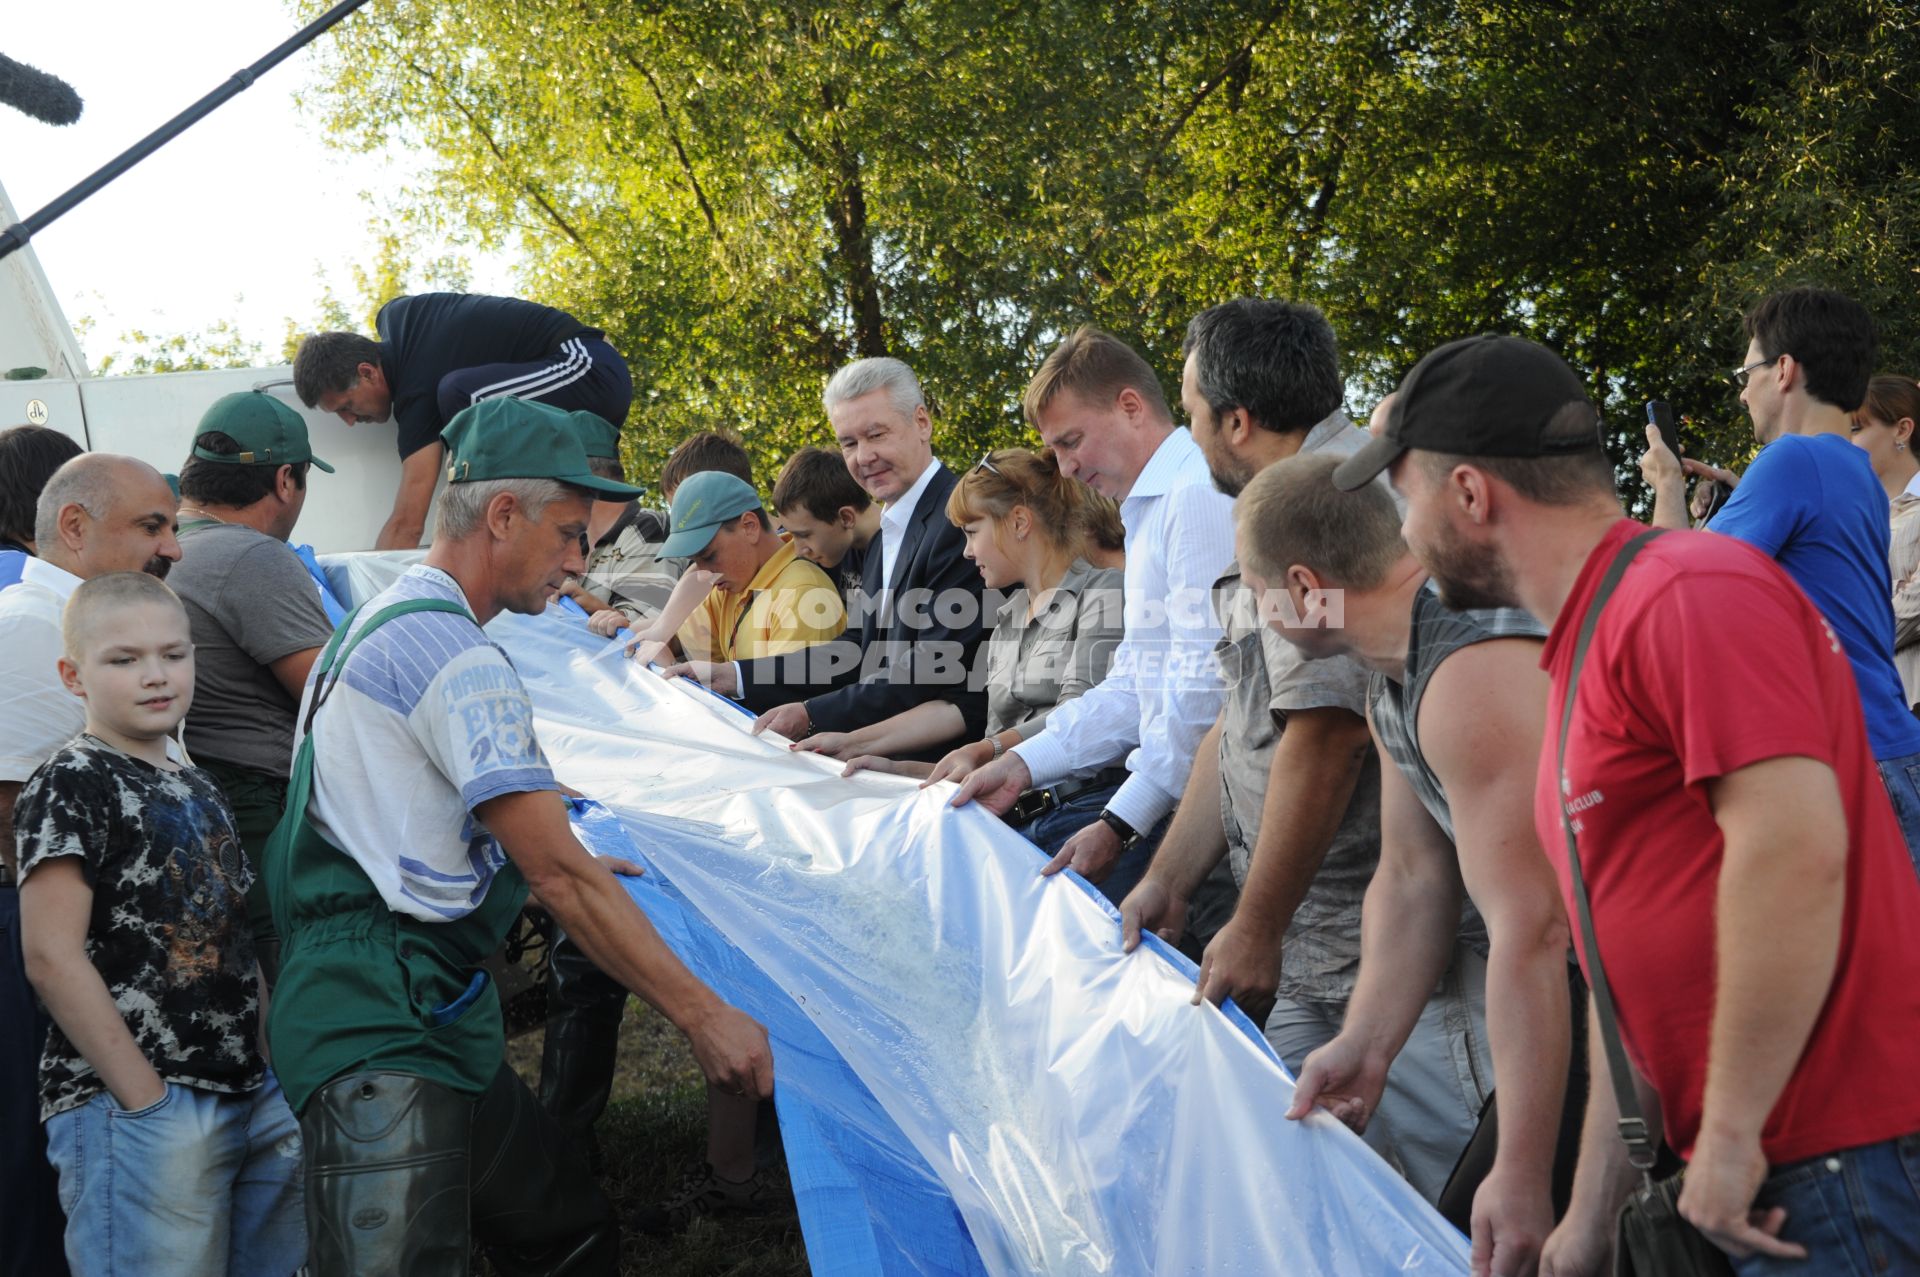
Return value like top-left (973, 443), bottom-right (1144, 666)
top-left (1730, 354), bottom-right (1784, 390)
top-left (974, 451), bottom-right (1003, 477)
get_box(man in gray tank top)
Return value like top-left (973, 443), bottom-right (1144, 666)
top-left (1238, 451), bottom-right (1573, 1277)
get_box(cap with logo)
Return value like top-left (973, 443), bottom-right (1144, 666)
top-left (437, 398), bottom-right (645, 500)
top-left (658, 471), bottom-right (765, 558)
top-left (192, 391), bottom-right (335, 473)
top-left (1332, 334), bottom-right (1604, 492)
top-left (571, 411), bottom-right (622, 461)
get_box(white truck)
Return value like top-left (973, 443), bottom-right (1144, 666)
top-left (2, 177), bottom-right (397, 553)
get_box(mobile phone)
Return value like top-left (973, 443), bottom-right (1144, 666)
top-left (1645, 400), bottom-right (1684, 465)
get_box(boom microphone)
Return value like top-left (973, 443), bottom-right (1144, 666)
top-left (0, 0), bottom-right (370, 263)
top-left (0, 53), bottom-right (83, 126)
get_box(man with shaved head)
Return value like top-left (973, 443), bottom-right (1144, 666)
top-left (0, 451), bottom-right (180, 1277)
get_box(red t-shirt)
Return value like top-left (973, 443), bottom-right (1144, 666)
top-left (1535, 519), bottom-right (1920, 1164)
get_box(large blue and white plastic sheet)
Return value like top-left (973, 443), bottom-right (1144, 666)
top-left (321, 553), bottom-right (1471, 1276)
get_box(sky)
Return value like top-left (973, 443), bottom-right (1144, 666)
top-left (0, 0), bottom-right (517, 371)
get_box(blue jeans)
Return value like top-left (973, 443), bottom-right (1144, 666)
top-left (1017, 781), bottom-right (1166, 905)
top-left (44, 1074), bottom-right (306, 1277)
top-left (1733, 1133), bottom-right (1920, 1276)
top-left (1874, 752), bottom-right (1920, 881)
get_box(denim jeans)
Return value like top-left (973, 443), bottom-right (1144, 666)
top-left (43, 1074), bottom-right (306, 1277)
top-left (1733, 1133), bottom-right (1920, 1276)
top-left (1017, 781), bottom-right (1167, 905)
top-left (1874, 751), bottom-right (1920, 881)
top-left (1264, 946), bottom-right (1493, 1204)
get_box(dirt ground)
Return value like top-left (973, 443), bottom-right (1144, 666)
top-left (491, 1002), bottom-right (812, 1277)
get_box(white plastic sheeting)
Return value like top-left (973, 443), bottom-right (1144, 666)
top-left (320, 553), bottom-right (1472, 1276)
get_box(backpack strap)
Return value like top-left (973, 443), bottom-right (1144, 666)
top-left (1555, 527), bottom-right (1666, 1174)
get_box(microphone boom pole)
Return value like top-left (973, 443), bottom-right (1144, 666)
top-left (0, 0), bottom-right (373, 263)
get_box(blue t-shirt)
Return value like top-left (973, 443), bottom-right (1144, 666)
top-left (0, 546), bottom-right (26, 592)
top-left (1707, 432), bottom-right (1920, 759)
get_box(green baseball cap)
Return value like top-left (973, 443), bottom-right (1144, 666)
top-left (659, 471), bottom-right (765, 557)
top-left (571, 411), bottom-right (622, 461)
top-left (192, 391), bottom-right (335, 473)
top-left (439, 398), bottom-right (644, 499)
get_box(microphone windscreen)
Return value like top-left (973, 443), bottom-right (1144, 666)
top-left (0, 52), bottom-right (83, 126)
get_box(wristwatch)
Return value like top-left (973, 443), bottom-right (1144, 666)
top-left (988, 735), bottom-right (1006, 760)
top-left (1097, 808), bottom-right (1142, 852)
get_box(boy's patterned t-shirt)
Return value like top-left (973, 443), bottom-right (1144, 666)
top-left (14, 734), bottom-right (263, 1120)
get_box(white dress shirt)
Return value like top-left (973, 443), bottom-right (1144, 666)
top-left (0, 557), bottom-right (85, 783)
top-left (1012, 427), bottom-right (1236, 829)
top-left (877, 458), bottom-right (943, 589)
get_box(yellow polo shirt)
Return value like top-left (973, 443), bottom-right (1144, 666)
top-left (677, 536), bottom-right (846, 662)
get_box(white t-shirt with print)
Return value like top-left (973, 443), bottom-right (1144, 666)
top-left (298, 564), bottom-right (558, 922)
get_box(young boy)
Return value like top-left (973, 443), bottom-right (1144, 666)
top-left (15, 572), bottom-right (305, 1277)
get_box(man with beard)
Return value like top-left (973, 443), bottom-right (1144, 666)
top-left (1222, 450), bottom-right (1575, 1274)
top-left (1339, 333), bottom-right (1920, 1274)
top-left (0, 452), bottom-right (181, 1277)
top-left (1113, 301), bottom-right (1495, 1212)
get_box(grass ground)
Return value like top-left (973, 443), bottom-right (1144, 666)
top-left (491, 1003), bottom-right (813, 1277)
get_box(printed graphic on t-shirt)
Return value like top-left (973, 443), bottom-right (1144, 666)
top-left (13, 735), bottom-right (263, 1120)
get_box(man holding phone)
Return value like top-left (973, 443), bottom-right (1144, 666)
top-left (1642, 286), bottom-right (1920, 874)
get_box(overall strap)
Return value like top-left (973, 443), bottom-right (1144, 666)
top-left (300, 597), bottom-right (473, 737)
top-left (1556, 527), bottom-right (1666, 1174)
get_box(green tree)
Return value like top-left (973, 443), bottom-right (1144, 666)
top-left (77, 314), bottom-right (265, 376)
top-left (295, 0), bottom-right (1920, 499)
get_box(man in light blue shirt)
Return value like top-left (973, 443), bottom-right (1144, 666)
top-left (952, 326), bottom-right (1236, 904)
top-left (1646, 286), bottom-right (1920, 873)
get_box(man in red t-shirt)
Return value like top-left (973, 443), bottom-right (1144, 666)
top-left (1334, 333), bottom-right (1920, 1275)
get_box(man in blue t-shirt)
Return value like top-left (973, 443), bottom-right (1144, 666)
top-left (292, 294), bottom-right (634, 550)
top-left (1644, 286), bottom-right (1920, 874)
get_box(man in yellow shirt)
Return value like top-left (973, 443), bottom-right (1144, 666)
top-left (658, 471), bottom-right (846, 661)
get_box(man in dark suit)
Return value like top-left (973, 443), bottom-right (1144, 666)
top-left (665, 358), bottom-right (986, 759)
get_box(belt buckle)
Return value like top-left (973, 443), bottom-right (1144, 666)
top-left (1008, 787), bottom-right (1056, 826)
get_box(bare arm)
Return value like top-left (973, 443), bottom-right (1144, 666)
top-left (477, 788), bottom-right (773, 1096)
top-left (268, 647), bottom-right (323, 703)
top-left (1639, 426), bottom-right (1691, 530)
top-left (21, 859), bottom-right (168, 1110)
top-left (800, 700), bottom-right (967, 763)
top-left (1297, 719), bottom-right (1463, 1108)
top-left (376, 443), bottom-right (443, 550)
top-left (1677, 755), bottom-right (1846, 1258)
top-left (1427, 643), bottom-right (1570, 1276)
top-left (1540, 999), bottom-right (1658, 1276)
top-left (1195, 706), bottom-right (1372, 1019)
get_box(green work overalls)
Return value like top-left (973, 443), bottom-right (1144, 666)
top-left (263, 596), bottom-right (530, 1117)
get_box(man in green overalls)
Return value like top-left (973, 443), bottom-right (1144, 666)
top-left (265, 398), bottom-right (773, 1275)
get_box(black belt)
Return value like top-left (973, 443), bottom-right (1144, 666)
top-left (1007, 767), bottom-right (1130, 827)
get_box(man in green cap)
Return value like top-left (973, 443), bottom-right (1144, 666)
top-left (265, 397), bottom-right (774, 1275)
top-left (170, 392), bottom-right (339, 973)
top-left (646, 470), bottom-right (845, 664)
top-left (555, 411), bottom-right (680, 629)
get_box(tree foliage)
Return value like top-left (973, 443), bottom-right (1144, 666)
top-left (296, 0), bottom-right (1920, 490)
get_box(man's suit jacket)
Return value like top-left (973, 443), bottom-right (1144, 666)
top-left (738, 463), bottom-right (987, 743)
